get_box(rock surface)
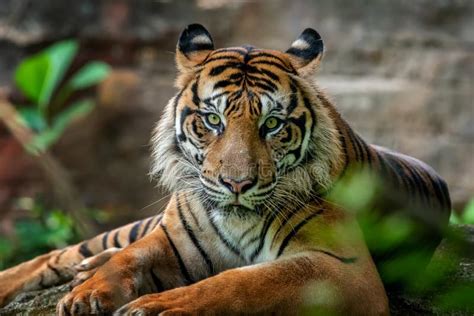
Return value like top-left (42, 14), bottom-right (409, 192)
top-left (1, 225), bottom-right (472, 315)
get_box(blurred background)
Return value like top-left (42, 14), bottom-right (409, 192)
top-left (0, 0), bottom-right (473, 267)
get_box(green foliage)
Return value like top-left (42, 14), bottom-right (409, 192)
top-left (0, 201), bottom-right (80, 270)
top-left (24, 99), bottom-right (95, 153)
top-left (68, 61), bottom-right (111, 90)
top-left (324, 168), bottom-right (474, 313)
top-left (450, 197), bottom-right (474, 225)
top-left (15, 41), bottom-right (78, 110)
top-left (436, 283), bottom-right (474, 312)
top-left (326, 166), bottom-right (378, 213)
top-left (13, 39), bottom-right (110, 155)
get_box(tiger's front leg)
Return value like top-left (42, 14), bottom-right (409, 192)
top-left (0, 215), bottom-right (161, 307)
top-left (57, 217), bottom-right (193, 315)
top-left (116, 251), bottom-right (388, 316)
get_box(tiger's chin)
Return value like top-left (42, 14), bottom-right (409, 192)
top-left (213, 197), bottom-right (272, 218)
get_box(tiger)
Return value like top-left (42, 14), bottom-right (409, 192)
top-left (0, 24), bottom-right (451, 315)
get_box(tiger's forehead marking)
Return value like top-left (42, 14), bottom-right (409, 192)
top-left (194, 47), bottom-right (296, 119)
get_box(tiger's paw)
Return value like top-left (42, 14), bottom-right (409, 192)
top-left (57, 285), bottom-right (116, 315)
top-left (57, 273), bottom-right (133, 316)
top-left (71, 247), bottom-right (121, 287)
top-left (114, 287), bottom-right (205, 316)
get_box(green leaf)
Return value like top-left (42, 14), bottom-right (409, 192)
top-left (27, 99), bottom-right (95, 152)
top-left (29, 129), bottom-right (63, 153)
top-left (14, 40), bottom-right (78, 111)
top-left (40, 40), bottom-right (78, 109)
top-left (52, 99), bottom-right (95, 133)
top-left (68, 61), bottom-right (110, 90)
top-left (14, 54), bottom-right (50, 104)
top-left (449, 212), bottom-right (461, 225)
top-left (17, 106), bottom-right (47, 132)
top-left (461, 198), bottom-right (474, 224)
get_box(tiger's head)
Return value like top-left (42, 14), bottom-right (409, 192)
top-left (152, 24), bottom-right (344, 214)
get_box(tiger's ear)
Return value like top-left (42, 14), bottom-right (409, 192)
top-left (285, 28), bottom-right (324, 77)
top-left (176, 24), bottom-right (214, 73)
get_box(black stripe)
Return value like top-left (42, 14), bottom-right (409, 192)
top-left (271, 208), bottom-right (323, 249)
top-left (277, 212), bottom-right (320, 257)
top-left (129, 221), bottom-right (142, 244)
top-left (214, 79), bottom-right (238, 89)
top-left (204, 91), bottom-right (231, 102)
top-left (253, 67), bottom-right (280, 82)
top-left (430, 175), bottom-right (450, 210)
top-left (247, 74), bottom-right (278, 91)
top-left (385, 155), bottom-right (414, 197)
top-left (240, 223), bottom-right (259, 241)
top-left (177, 195), bottom-right (214, 274)
top-left (250, 60), bottom-right (296, 74)
top-left (187, 207), bottom-right (201, 229)
top-left (302, 94), bottom-right (316, 134)
top-left (396, 158), bottom-right (420, 200)
top-left (287, 82), bottom-right (298, 113)
top-left (364, 143), bottom-right (373, 167)
top-left (355, 136), bottom-right (368, 165)
top-left (113, 230), bottom-right (122, 248)
top-left (54, 249), bottom-right (67, 264)
top-left (47, 263), bottom-right (62, 278)
top-left (348, 129), bottom-right (362, 162)
top-left (310, 249), bottom-right (357, 264)
top-left (202, 55), bottom-right (241, 65)
top-left (102, 232), bottom-right (109, 250)
top-left (161, 223), bottom-right (193, 284)
top-left (205, 208), bottom-right (246, 261)
top-left (401, 161), bottom-right (431, 205)
top-left (249, 211), bottom-right (279, 262)
top-left (338, 132), bottom-right (350, 176)
top-left (191, 80), bottom-right (201, 106)
top-left (208, 62), bottom-right (241, 76)
top-left (202, 182), bottom-right (224, 196)
top-left (79, 242), bottom-right (93, 258)
top-left (249, 52), bottom-right (293, 69)
top-left (150, 268), bottom-right (165, 292)
top-left (243, 235), bottom-right (260, 249)
top-left (154, 214), bottom-right (164, 228)
top-left (248, 80), bottom-right (276, 93)
top-left (141, 217), bottom-right (154, 237)
top-left (375, 151), bottom-right (390, 179)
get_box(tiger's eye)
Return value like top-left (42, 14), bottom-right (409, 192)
top-left (206, 113), bottom-right (221, 126)
top-left (265, 117), bottom-right (279, 130)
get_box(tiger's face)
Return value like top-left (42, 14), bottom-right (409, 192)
top-left (152, 24), bottom-right (343, 214)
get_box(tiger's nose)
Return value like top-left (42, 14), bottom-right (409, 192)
top-left (219, 176), bottom-right (256, 194)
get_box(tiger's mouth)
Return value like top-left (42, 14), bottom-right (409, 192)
top-left (199, 177), bottom-right (276, 212)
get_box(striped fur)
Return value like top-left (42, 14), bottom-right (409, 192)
top-left (0, 24), bottom-right (450, 315)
